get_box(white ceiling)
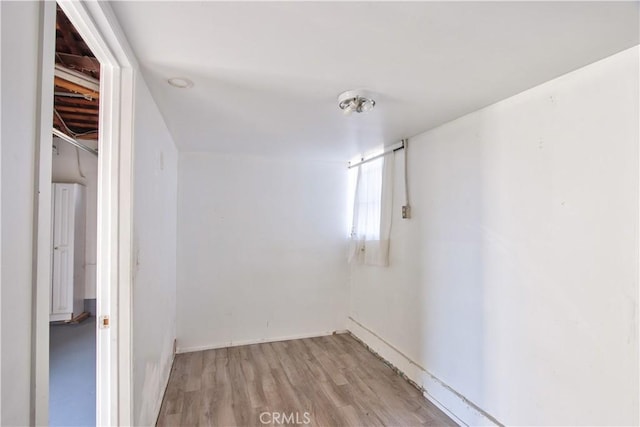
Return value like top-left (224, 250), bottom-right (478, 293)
top-left (111, 1), bottom-right (639, 160)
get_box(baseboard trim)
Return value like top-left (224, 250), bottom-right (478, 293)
top-left (176, 329), bottom-right (348, 354)
top-left (347, 316), bottom-right (503, 427)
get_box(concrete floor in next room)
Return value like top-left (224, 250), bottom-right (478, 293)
top-left (50, 316), bottom-right (96, 426)
top-left (158, 333), bottom-right (456, 426)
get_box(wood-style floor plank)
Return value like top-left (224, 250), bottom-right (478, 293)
top-left (157, 334), bottom-right (456, 427)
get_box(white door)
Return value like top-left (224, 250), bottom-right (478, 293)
top-left (51, 184), bottom-right (74, 316)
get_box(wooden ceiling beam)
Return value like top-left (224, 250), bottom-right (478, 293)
top-left (54, 7), bottom-right (100, 138)
top-left (55, 39), bottom-right (69, 53)
top-left (59, 113), bottom-right (99, 122)
top-left (66, 121), bottom-right (99, 129)
top-left (76, 132), bottom-right (99, 140)
top-left (55, 101), bottom-right (98, 109)
top-left (56, 53), bottom-right (100, 76)
top-left (55, 65), bottom-right (100, 89)
top-left (54, 77), bottom-right (99, 100)
top-left (62, 113), bottom-right (98, 122)
top-left (53, 111), bottom-right (68, 130)
top-left (63, 120), bottom-right (99, 128)
top-left (54, 96), bottom-right (99, 108)
top-left (55, 105), bottom-right (99, 114)
top-left (56, 11), bottom-right (83, 55)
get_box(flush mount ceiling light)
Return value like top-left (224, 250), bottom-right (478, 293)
top-left (168, 77), bottom-right (194, 89)
top-left (338, 89), bottom-right (376, 115)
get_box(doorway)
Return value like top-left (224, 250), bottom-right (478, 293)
top-left (33, 1), bottom-right (135, 425)
top-left (48, 7), bottom-right (100, 424)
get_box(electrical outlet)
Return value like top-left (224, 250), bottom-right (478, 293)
top-left (402, 205), bottom-right (411, 219)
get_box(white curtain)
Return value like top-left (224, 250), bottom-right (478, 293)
top-left (349, 152), bottom-right (394, 266)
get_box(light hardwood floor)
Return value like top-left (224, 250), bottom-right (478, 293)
top-left (157, 333), bottom-right (456, 426)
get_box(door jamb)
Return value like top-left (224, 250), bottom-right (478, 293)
top-left (33, 2), bottom-right (135, 425)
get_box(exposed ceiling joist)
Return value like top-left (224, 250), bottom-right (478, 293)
top-left (54, 6), bottom-right (100, 140)
top-left (54, 77), bottom-right (99, 99)
top-left (66, 121), bottom-right (99, 128)
top-left (59, 113), bottom-right (99, 122)
top-left (54, 64), bottom-right (100, 99)
top-left (56, 52), bottom-right (100, 75)
top-left (75, 132), bottom-right (99, 140)
top-left (53, 110), bottom-right (67, 130)
top-left (56, 12), bottom-right (83, 56)
top-left (54, 95), bottom-right (99, 107)
top-left (54, 105), bottom-right (99, 114)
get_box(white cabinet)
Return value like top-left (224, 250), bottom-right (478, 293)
top-left (50, 183), bottom-right (86, 322)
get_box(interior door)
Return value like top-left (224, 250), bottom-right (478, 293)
top-left (51, 184), bottom-right (73, 315)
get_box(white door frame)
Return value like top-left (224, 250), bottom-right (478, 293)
top-left (33, 1), bottom-right (135, 425)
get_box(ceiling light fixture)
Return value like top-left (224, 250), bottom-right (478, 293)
top-left (168, 77), bottom-right (194, 89)
top-left (338, 89), bottom-right (376, 115)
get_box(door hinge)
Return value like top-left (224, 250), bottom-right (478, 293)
top-left (99, 315), bottom-right (110, 329)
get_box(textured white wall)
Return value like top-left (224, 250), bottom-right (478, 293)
top-left (132, 77), bottom-right (179, 426)
top-left (177, 153), bottom-right (349, 352)
top-left (0, 2), bottom-right (40, 424)
top-left (349, 46), bottom-right (639, 426)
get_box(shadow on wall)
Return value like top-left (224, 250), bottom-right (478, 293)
top-left (414, 114), bottom-right (487, 419)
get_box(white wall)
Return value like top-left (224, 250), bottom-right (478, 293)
top-left (52, 137), bottom-right (98, 299)
top-left (177, 153), bottom-right (348, 351)
top-left (0, 2), bottom-right (40, 424)
top-left (132, 77), bottom-right (178, 426)
top-left (349, 46), bottom-right (639, 426)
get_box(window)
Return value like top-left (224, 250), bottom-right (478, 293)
top-left (351, 156), bottom-right (383, 240)
top-left (348, 148), bottom-right (394, 266)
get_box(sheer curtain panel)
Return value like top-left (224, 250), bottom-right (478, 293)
top-left (349, 152), bottom-right (394, 266)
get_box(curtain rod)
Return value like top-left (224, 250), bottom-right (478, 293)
top-left (52, 128), bottom-right (99, 157)
top-left (347, 140), bottom-right (405, 169)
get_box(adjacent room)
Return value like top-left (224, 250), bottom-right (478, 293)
top-left (1, 1), bottom-right (638, 426)
top-left (49, 5), bottom-right (100, 426)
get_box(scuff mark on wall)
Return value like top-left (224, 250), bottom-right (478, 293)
top-left (137, 333), bottom-right (175, 426)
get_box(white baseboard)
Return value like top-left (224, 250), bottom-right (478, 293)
top-left (347, 316), bottom-right (502, 427)
top-left (176, 329), bottom-right (348, 354)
